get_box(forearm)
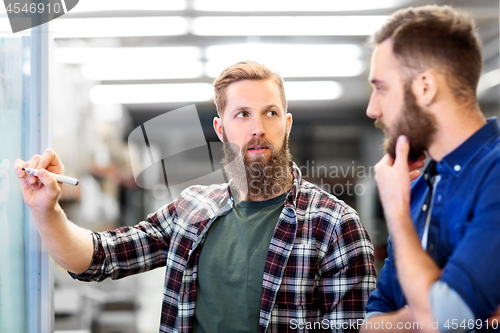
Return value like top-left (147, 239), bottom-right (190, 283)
top-left (373, 139), bottom-right (440, 332)
top-left (362, 308), bottom-right (415, 332)
top-left (33, 204), bottom-right (93, 274)
top-left (388, 213), bottom-right (440, 329)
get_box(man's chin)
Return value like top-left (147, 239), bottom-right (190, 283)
top-left (385, 139), bottom-right (425, 162)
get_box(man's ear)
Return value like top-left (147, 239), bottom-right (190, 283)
top-left (213, 116), bottom-right (224, 142)
top-left (286, 112), bottom-right (293, 137)
top-left (412, 71), bottom-right (438, 107)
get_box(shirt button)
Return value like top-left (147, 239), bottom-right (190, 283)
top-left (428, 243), bottom-right (434, 251)
top-left (422, 204), bottom-right (428, 212)
top-left (437, 194), bottom-right (442, 202)
top-left (454, 165), bottom-right (461, 172)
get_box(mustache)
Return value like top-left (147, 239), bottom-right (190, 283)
top-left (241, 137), bottom-right (276, 155)
top-left (374, 119), bottom-right (387, 132)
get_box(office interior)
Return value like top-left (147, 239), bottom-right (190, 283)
top-left (0, 0), bottom-right (498, 332)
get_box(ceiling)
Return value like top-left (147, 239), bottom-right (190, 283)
top-left (53, 0), bottom-right (500, 140)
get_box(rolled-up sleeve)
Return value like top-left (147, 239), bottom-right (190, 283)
top-left (69, 202), bottom-right (175, 282)
top-left (439, 174), bottom-right (500, 321)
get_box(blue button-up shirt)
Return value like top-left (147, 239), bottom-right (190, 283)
top-left (367, 118), bottom-right (500, 322)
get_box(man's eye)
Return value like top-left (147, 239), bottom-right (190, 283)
top-left (236, 111), bottom-right (249, 118)
top-left (267, 111), bottom-right (277, 116)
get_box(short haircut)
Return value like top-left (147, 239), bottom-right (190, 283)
top-left (213, 61), bottom-right (287, 115)
top-left (370, 5), bottom-right (482, 105)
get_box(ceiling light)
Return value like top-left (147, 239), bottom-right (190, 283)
top-left (205, 43), bottom-right (364, 77)
top-left (285, 81), bottom-right (342, 100)
top-left (193, 0), bottom-right (405, 11)
top-left (54, 46), bottom-right (204, 80)
top-left (55, 46), bottom-right (202, 64)
top-left (206, 43), bottom-right (362, 60)
top-left (89, 81), bottom-right (342, 104)
top-left (191, 16), bottom-right (388, 36)
top-left (53, 17), bottom-right (188, 38)
top-left (206, 59), bottom-right (363, 78)
top-left (71, 0), bottom-right (186, 13)
top-left (54, 46), bottom-right (203, 80)
top-left (89, 83), bottom-right (213, 104)
top-left (82, 61), bottom-right (204, 81)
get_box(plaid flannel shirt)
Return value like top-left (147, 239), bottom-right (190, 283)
top-left (71, 162), bottom-right (376, 332)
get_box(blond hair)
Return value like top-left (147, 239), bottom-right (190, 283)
top-left (213, 61), bottom-right (287, 115)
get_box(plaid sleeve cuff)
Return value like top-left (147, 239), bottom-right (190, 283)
top-left (68, 230), bottom-right (107, 282)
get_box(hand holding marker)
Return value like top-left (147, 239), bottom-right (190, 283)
top-left (22, 168), bottom-right (79, 186)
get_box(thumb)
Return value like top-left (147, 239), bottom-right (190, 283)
top-left (36, 169), bottom-right (61, 200)
top-left (395, 135), bottom-right (410, 169)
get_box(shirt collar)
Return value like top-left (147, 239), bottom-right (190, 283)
top-left (286, 161), bottom-right (302, 208)
top-left (423, 160), bottom-right (439, 188)
top-left (436, 117), bottom-right (500, 176)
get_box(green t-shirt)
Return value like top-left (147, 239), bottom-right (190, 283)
top-left (193, 192), bottom-right (288, 333)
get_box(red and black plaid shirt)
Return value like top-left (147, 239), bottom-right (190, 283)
top-left (71, 162), bottom-right (376, 332)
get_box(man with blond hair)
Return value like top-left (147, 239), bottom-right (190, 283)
top-left (363, 5), bottom-right (500, 332)
top-left (16, 61), bottom-right (376, 332)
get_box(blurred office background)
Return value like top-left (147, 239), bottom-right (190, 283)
top-left (1, 0), bottom-right (499, 332)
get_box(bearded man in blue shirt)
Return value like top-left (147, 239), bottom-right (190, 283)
top-left (363, 5), bottom-right (500, 333)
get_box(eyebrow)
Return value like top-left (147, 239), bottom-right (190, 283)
top-left (263, 104), bottom-right (280, 111)
top-left (231, 104), bottom-right (281, 114)
top-left (233, 106), bottom-right (250, 112)
top-left (370, 79), bottom-right (384, 86)
top-left (228, 106), bottom-right (251, 116)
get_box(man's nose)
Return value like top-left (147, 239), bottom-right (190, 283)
top-left (251, 117), bottom-right (265, 137)
top-left (366, 94), bottom-right (380, 119)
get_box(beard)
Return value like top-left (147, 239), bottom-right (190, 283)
top-left (222, 131), bottom-right (292, 201)
top-left (375, 83), bottom-right (437, 161)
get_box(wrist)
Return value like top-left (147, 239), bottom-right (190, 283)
top-left (32, 203), bottom-right (65, 231)
top-left (385, 207), bottom-right (411, 228)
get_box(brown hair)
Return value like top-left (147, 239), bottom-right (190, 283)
top-left (370, 5), bottom-right (482, 105)
top-left (213, 61), bottom-right (287, 115)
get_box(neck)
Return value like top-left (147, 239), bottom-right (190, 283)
top-left (427, 103), bottom-right (486, 162)
top-left (238, 171), bottom-right (294, 202)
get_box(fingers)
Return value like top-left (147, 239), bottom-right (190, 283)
top-left (408, 159), bottom-right (425, 172)
top-left (15, 159), bottom-right (32, 194)
top-left (16, 150), bottom-right (63, 190)
top-left (27, 155), bottom-right (42, 186)
top-left (14, 159), bottom-right (26, 178)
top-left (28, 154), bottom-right (42, 169)
top-left (35, 169), bottom-right (61, 199)
top-left (38, 148), bottom-right (64, 174)
top-left (409, 170), bottom-right (422, 182)
top-left (394, 135), bottom-right (410, 169)
top-left (374, 153), bottom-right (393, 179)
top-left (380, 153), bottom-right (395, 167)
